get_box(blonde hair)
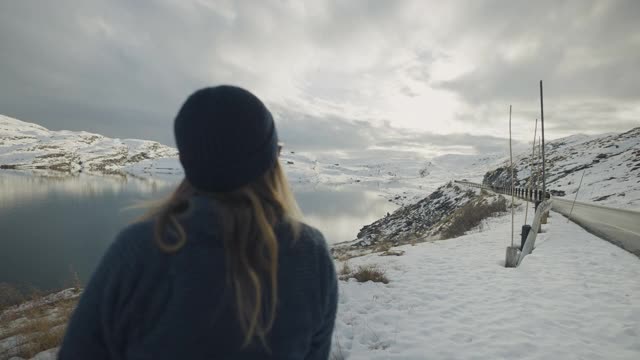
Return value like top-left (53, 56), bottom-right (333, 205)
top-left (142, 160), bottom-right (301, 349)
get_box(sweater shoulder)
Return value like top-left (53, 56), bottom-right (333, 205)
top-left (108, 219), bottom-right (159, 268)
top-left (291, 222), bottom-right (330, 254)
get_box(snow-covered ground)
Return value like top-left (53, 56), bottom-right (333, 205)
top-left (332, 204), bottom-right (640, 359)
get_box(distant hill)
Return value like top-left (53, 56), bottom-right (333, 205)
top-left (0, 114), bottom-right (180, 178)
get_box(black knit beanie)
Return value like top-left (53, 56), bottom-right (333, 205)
top-left (174, 85), bottom-right (279, 193)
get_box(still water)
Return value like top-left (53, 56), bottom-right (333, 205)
top-left (0, 172), bottom-right (396, 290)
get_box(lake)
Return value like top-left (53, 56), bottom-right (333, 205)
top-left (0, 172), bottom-right (396, 291)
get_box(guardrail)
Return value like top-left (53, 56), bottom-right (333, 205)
top-left (454, 180), bottom-right (550, 202)
top-left (454, 180), bottom-right (640, 258)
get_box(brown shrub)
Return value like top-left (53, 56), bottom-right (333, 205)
top-left (345, 265), bottom-right (389, 284)
top-left (0, 296), bottom-right (77, 358)
top-left (374, 242), bottom-right (392, 253)
top-left (441, 196), bottom-right (507, 239)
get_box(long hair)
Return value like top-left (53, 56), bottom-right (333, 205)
top-left (142, 159), bottom-right (301, 348)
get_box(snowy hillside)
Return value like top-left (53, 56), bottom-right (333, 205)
top-left (483, 127), bottom-right (640, 209)
top-left (332, 182), bottom-right (508, 258)
top-left (0, 115), bottom-right (180, 177)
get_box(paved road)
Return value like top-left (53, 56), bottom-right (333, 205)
top-left (551, 198), bottom-right (640, 256)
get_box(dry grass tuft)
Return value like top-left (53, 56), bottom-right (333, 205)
top-left (338, 262), bottom-right (352, 277)
top-left (379, 249), bottom-right (404, 257)
top-left (374, 242), bottom-right (392, 253)
top-left (339, 264), bottom-right (389, 284)
top-left (0, 296), bottom-right (77, 359)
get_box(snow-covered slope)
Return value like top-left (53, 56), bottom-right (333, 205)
top-left (332, 182), bottom-right (507, 258)
top-left (332, 206), bottom-right (640, 359)
top-left (0, 115), bottom-right (180, 177)
top-left (483, 127), bottom-right (640, 209)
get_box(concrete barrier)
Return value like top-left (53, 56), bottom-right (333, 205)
top-left (517, 200), bottom-right (551, 266)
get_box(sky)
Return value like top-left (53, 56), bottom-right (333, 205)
top-left (1, 0), bottom-right (638, 157)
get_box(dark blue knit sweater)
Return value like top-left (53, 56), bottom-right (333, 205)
top-left (59, 195), bottom-right (338, 360)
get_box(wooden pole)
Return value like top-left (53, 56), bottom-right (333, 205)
top-left (509, 105), bottom-right (515, 247)
top-left (540, 81), bottom-right (546, 198)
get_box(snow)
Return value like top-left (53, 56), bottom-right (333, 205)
top-left (331, 205), bottom-right (640, 359)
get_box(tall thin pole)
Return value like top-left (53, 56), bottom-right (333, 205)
top-left (568, 169), bottom-right (587, 222)
top-left (524, 118), bottom-right (538, 224)
top-left (540, 81), bottom-right (546, 198)
top-left (538, 138), bottom-right (542, 190)
top-left (509, 105), bottom-right (515, 247)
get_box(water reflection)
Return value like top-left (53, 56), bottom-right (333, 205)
top-left (0, 170), bottom-right (176, 210)
top-left (295, 187), bottom-right (397, 244)
top-left (0, 172), bottom-right (174, 290)
top-left (0, 173), bottom-right (396, 290)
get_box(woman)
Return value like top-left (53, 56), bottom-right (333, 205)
top-left (59, 86), bottom-right (338, 359)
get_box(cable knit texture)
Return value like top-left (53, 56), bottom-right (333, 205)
top-left (59, 195), bottom-right (338, 360)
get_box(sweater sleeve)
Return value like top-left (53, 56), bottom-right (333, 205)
top-left (306, 234), bottom-right (338, 360)
top-left (58, 227), bottom-right (138, 360)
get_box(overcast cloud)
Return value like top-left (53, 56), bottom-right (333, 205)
top-left (0, 0), bottom-right (638, 155)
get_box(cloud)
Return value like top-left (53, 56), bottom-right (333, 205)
top-left (435, 0), bottom-right (640, 135)
top-left (274, 106), bottom-right (517, 156)
top-left (0, 0), bottom-right (637, 153)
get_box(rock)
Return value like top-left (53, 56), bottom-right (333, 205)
top-left (30, 348), bottom-right (59, 360)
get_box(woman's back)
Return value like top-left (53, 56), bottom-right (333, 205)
top-left (59, 196), bottom-right (337, 359)
top-left (59, 86), bottom-right (338, 359)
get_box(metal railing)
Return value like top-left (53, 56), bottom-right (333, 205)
top-left (454, 180), bottom-right (640, 258)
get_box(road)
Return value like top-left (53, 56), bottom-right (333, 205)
top-left (551, 198), bottom-right (640, 256)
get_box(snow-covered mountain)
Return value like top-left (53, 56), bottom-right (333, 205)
top-left (0, 115), bottom-right (180, 178)
top-left (483, 127), bottom-right (640, 209)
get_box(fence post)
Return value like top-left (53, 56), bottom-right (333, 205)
top-left (521, 224), bottom-right (532, 250)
